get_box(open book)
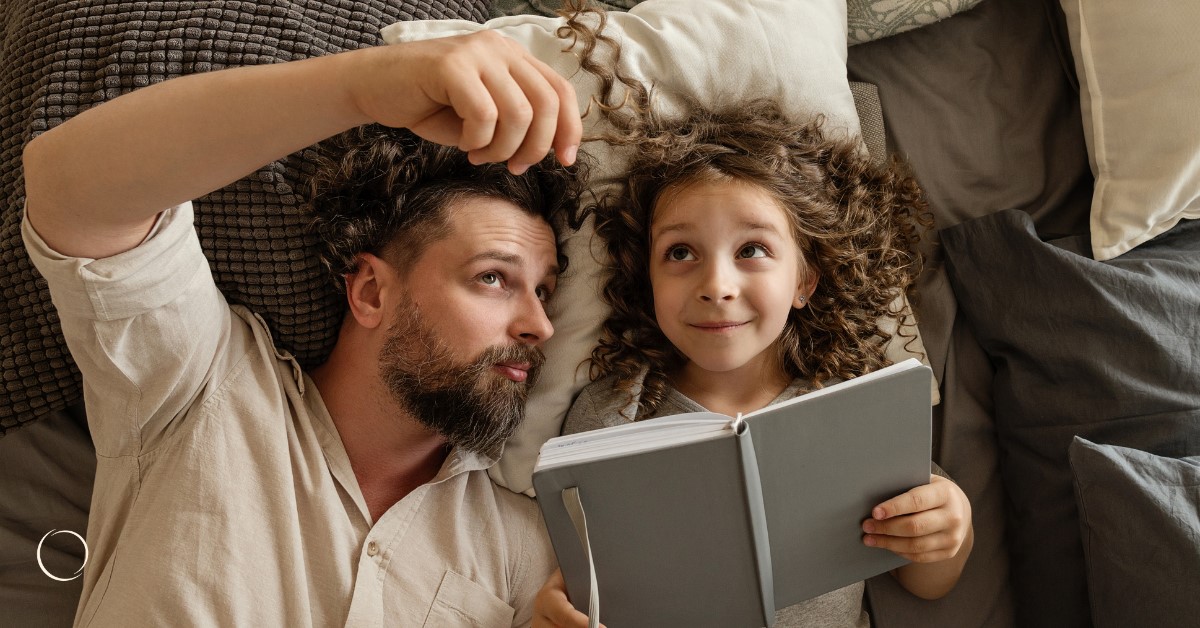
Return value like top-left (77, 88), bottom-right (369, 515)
top-left (532, 359), bottom-right (933, 628)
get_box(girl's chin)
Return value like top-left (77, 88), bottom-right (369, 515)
top-left (683, 356), bottom-right (755, 376)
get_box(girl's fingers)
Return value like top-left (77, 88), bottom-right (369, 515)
top-left (863, 529), bottom-right (958, 562)
top-left (871, 475), bottom-right (951, 519)
top-left (863, 508), bottom-right (951, 539)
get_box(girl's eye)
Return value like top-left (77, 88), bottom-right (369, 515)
top-left (535, 286), bottom-right (551, 302)
top-left (667, 246), bottom-right (695, 261)
top-left (480, 272), bottom-right (501, 286)
top-left (738, 244), bottom-right (768, 259)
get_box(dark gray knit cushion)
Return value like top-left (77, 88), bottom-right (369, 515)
top-left (0, 0), bottom-right (490, 435)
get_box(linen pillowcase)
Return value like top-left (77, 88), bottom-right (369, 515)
top-left (489, 0), bottom-right (988, 46)
top-left (383, 0), bottom-right (894, 495)
top-left (1068, 437), bottom-right (1200, 628)
top-left (943, 209), bottom-right (1200, 628)
top-left (1058, 0), bottom-right (1200, 260)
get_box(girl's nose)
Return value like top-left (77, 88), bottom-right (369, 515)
top-left (698, 260), bottom-right (739, 302)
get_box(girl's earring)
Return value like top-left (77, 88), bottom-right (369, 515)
top-left (796, 295), bottom-right (807, 306)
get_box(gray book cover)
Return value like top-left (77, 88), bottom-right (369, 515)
top-left (533, 360), bottom-right (932, 628)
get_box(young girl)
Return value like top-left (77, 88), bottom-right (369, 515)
top-left (532, 12), bottom-right (972, 624)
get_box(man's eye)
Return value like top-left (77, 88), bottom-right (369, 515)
top-left (667, 246), bottom-right (694, 261)
top-left (738, 244), bottom-right (768, 259)
top-left (480, 272), bottom-right (501, 286)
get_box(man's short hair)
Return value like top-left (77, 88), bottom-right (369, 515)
top-left (308, 124), bottom-right (587, 290)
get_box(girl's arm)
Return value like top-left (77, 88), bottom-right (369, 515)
top-left (862, 474), bottom-right (975, 599)
top-left (22, 31), bottom-right (579, 260)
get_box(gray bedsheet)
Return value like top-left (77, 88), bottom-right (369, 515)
top-left (944, 210), bottom-right (1200, 628)
top-left (846, 1), bottom-right (1094, 627)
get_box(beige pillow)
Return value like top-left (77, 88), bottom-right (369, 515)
top-left (1059, 0), bottom-right (1200, 260)
top-left (383, 0), bottom-right (936, 495)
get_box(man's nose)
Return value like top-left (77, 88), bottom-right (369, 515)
top-left (698, 259), bottom-right (739, 302)
top-left (514, 291), bottom-right (555, 345)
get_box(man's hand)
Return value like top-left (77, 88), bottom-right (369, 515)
top-left (533, 569), bottom-right (600, 628)
top-left (862, 473), bottom-right (974, 599)
top-left (348, 31), bottom-right (581, 174)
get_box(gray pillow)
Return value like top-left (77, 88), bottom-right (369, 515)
top-left (1068, 437), bottom-right (1200, 628)
top-left (942, 209), bottom-right (1200, 628)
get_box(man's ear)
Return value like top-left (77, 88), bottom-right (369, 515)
top-left (794, 267), bottom-right (819, 309)
top-left (345, 253), bottom-right (394, 329)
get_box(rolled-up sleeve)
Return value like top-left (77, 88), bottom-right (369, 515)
top-left (23, 201), bottom-right (235, 457)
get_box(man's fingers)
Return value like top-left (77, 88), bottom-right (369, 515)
top-left (457, 38), bottom-right (574, 170)
top-left (444, 74), bottom-right (500, 154)
top-left (408, 108), bottom-right (466, 148)
top-left (469, 62), bottom-right (547, 171)
top-left (503, 60), bottom-right (566, 172)
top-left (378, 31), bottom-right (577, 170)
top-left (529, 53), bottom-right (582, 165)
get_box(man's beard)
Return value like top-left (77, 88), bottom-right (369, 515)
top-left (378, 303), bottom-right (545, 457)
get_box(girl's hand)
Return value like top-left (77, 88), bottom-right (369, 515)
top-left (533, 569), bottom-right (600, 628)
top-left (861, 474), bottom-right (972, 563)
top-left (347, 31), bottom-right (581, 173)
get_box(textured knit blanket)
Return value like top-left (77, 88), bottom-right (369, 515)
top-left (0, 0), bottom-right (489, 435)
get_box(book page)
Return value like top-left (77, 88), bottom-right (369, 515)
top-left (535, 412), bottom-right (732, 470)
top-left (744, 358), bottom-right (923, 418)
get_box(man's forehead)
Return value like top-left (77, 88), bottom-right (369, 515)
top-left (442, 198), bottom-right (559, 270)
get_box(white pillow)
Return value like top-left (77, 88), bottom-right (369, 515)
top-left (383, 0), bottom-right (912, 495)
top-left (1059, 0), bottom-right (1200, 260)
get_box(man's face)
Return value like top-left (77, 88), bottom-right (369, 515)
top-left (378, 197), bottom-right (559, 456)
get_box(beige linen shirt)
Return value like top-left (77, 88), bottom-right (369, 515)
top-left (23, 203), bottom-right (556, 627)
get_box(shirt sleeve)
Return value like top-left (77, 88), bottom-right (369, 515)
top-left (22, 201), bottom-right (237, 457)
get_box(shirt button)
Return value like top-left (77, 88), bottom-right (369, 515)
top-left (366, 541), bottom-right (379, 557)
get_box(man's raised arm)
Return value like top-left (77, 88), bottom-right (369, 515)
top-left (22, 31), bottom-right (581, 260)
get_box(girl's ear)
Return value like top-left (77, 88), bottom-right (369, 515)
top-left (794, 267), bottom-right (819, 309)
top-left (344, 253), bottom-right (394, 330)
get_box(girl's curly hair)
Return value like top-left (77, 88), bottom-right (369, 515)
top-left (307, 124), bottom-right (587, 292)
top-left (558, 3), bottom-right (932, 419)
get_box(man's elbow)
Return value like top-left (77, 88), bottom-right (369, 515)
top-left (22, 132), bottom-right (59, 226)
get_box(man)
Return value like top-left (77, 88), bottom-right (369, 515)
top-left (22, 31), bottom-right (582, 626)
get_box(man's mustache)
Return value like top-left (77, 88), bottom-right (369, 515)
top-left (473, 342), bottom-right (547, 386)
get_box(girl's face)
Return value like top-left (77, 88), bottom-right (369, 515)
top-left (648, 179), bottom-right (816, 378)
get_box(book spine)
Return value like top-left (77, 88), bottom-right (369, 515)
top-left (733, 421), bottom-right (775, 627)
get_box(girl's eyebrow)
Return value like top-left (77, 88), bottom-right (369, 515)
top-left (651, 222), bottom-right (692, 236)
top-left (652, 221), bottom-right (782, 236)
top-left (737, 221), bottom-right (782, 234)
